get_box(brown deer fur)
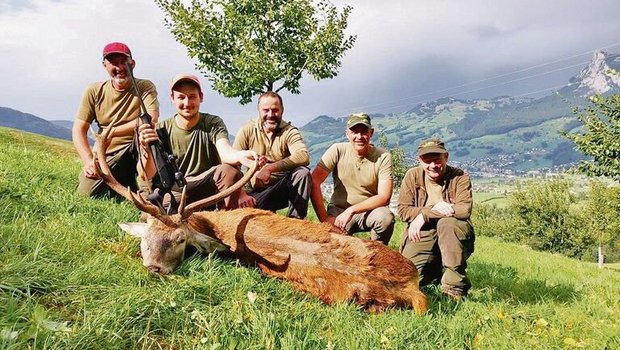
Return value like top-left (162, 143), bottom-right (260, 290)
top-left (95, 128), bottom-right (427, 313)
top-left (184, 208), bottom-right (428, 313)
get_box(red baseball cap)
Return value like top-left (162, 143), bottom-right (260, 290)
top-left (102, 42), bottom-right (132, 58)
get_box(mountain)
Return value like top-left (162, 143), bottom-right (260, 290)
top-left (2, 51), bottom-right (619, 176)
top-left (50, 119), bottom-right (74, 130)
top-left (301, 51), bottom-right (620, 176)
top-left (0, 107), bottom-right (72, 141)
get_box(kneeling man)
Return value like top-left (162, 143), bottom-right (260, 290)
top-left (398, 138), bottom-right (475, 300)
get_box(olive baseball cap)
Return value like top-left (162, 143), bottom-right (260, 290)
top-left (346, 113), bottom-right (372, 129)
top-left (418, 138), bottom-right (448, 156)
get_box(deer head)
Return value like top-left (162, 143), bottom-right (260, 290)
top-left (93, 127), bottom-right (257, 274)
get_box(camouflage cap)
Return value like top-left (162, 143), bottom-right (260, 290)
top-left (346, 113), bottom-right (372, 129)
top-left (418, 138), bottom-right (448, 156)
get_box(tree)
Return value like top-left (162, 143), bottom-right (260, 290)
top-left (564, 94), bottom-right (620, 179)
top-left (378, 133), bottom-right (410, 189)
top-left (156, 0), bottom-right (356, 104)
top-left (584, 180), bottom-right (620, 268)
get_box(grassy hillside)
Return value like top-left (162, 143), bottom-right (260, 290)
top-left (1, 127), bottom-right (619, 349)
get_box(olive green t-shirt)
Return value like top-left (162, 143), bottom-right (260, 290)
top-left (318, 142), bottom-right (392, 208)
top-left (75, 79), bottom-right (159, 154)
top-left (158, 113), bottom-right (229, 178)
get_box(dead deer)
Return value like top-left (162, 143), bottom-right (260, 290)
top-left (93, 129), bottom-right (427, 313)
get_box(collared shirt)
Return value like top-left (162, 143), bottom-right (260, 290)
top-left (233, 116), bottom-right (309, 173)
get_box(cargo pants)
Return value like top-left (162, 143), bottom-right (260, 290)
top-left (400, 217), bottom-right (475, 295)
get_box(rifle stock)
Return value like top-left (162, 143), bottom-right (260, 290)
top-left (126, 63), bottom-right (186, 211)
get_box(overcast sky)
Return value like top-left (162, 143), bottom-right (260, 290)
top-left (1, 0), bottom-right (620, 133)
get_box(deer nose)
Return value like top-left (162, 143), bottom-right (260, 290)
top-left (147, 265), bottom-right (164, 274)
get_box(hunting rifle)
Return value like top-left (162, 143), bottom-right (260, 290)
top-left (126, 62), bottom-right (186, 213)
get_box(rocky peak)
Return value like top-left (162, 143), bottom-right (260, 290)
top-left (573, 50), bottom-right (620, 95)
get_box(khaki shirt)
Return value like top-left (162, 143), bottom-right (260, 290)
top-left (158, 113), bottom-right (228, 178)
top-left (318, 142), bottom-right (392, 209)
top-left (75, 79), bottom-right (159, 154)
top-left (233, 117), bottom-right (309, 187)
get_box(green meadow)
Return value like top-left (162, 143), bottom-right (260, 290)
top-left (1, 127), bottom-right (619, 349)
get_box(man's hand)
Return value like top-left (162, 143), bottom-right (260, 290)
top-left (137, 123), bottom-right (158, 152)
top-left (431, 200), bottom-right (455, 217)
top-left (407, 214), bottom-right (425, 242)
top-left (237, 150), bottom-right (259, 168)
top-left (82, 162), bottom-right (100, 180)
top-left (254, 159), bottom-right (274, 187)
top-left (238, 191), bottom-right (256, 208)
top-left (326, 216), bottom-right (347, 234)
top-left (334, 208), bottom-right (354, 232)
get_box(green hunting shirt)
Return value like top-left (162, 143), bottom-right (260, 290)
top-left (318, 142), bottom-right (392, 209)
top-left (158, 113), bottom-right (229, 178)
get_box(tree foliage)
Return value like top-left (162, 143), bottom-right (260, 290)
top-left (564, 94), bottom-right (620, 179)
top-left (473, 178), bottom-right (620, 262)
top-left (378, 133), bottom-right (409, 189)
top-left (155, 0), bottom-right (356, 104)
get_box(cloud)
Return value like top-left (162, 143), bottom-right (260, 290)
top-left (1, 0), bottom-right (620, 133)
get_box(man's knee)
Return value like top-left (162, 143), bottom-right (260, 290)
top-left (289, 166), bottom-right (312, 196)
top-left (368, 207), bottom-right (395, 230)
top-left (437, 218), bottom-right (473, 240)
top-left (436, 217), bottom-right (474, 264)
top-left (367, 207), bottom-right (395, 243)
top-left (290, 166), bottom-right (311, 184)
top-left (215, 164), bottom-right (242, 186)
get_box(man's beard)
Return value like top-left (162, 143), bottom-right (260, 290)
top-left (262, 119), bottom-right (279, 133)
top-left (112, 76), bottom-right (130, 89)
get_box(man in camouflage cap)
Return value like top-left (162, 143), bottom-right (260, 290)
top-left (397, 138), bottom-right (475, 300)
top-left (310, 113), bottom-right (395, 245)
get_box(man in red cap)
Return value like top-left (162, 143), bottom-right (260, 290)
top-left (137, 74), bottom-right (257, 211)
top-left (72, 42), bottom-right (160, 197)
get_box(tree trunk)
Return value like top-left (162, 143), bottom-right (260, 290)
top-left (598, 245), bottom-right (604, 268)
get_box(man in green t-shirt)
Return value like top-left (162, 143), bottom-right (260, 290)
top-left (73, 42), bottom-right (159, 197)
top-left (138, 74), bottom-right (257, 210)
top-left (397, 138), bottom-right (475, 300)
top-left (310, 113), bottom-right (395, 245)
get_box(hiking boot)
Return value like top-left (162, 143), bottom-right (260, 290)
top-left (441, 286), bottom-right (466, 302)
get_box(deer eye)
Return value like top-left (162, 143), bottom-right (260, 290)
top-left (178, 238), bottom-right (186, 244)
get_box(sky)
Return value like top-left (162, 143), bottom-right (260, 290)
top-left (1, 0), bottom-right (620, 134)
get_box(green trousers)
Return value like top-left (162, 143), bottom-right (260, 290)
top-left (400, 217), bottom-right (475, 295)
top-left (77, 143), bottom-right (138, 198)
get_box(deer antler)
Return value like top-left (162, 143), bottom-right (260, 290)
top-left (179, 158), bottom-right (259, 220)
top-left (93, 127), bottom-right (177, 226)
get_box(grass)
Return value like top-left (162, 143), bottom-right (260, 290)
top-left (1, 127), bottom-right (619, 349)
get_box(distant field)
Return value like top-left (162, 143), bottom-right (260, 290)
top-left (472, 192), bottom-right (508, 207)
top-left (607, 263), bottom-right (620, 271)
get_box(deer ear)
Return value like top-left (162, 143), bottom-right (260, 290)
top-left (118, 223), bottom-right (149, 238)
top-left (189, 231), bottom-right (229, 254)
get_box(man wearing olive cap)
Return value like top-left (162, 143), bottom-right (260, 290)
top-left (310, 113), bottom-right (395, 245)
top-left (73, 42), bottom-right (159, 197)
top-left (398, 138), bottom-right (475, 300)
